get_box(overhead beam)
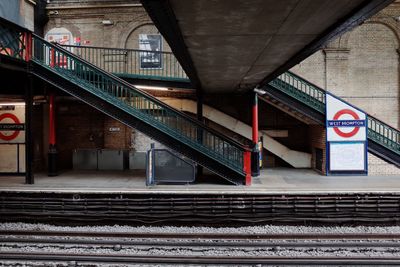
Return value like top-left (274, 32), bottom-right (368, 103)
top-left (141, 0), bottom-right (202, 90)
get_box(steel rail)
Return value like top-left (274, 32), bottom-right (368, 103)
top-left (1, 230), bottom-right (400, 240)
top-left (2, 237), bottom-right (400, 248)
top-left (1, 252), bottom-right (400, 265)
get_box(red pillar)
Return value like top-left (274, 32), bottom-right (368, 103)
top-left (48, 93), bottom-right (58, 176)
top-left (251, 92), bottom-right (260, 177)
top-left (49, 94), bottom-right (56, 146)
top-left (252, 94), bottom-right (258, 143)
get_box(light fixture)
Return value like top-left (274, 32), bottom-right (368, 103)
top-left (253, 88), bottom-right (267, 95)
top-left (102, 20), bottom-right (114, 26)
top-left (134, 85), bottom-right (169, 91)
top-left (0, 102), bottom-right (26, 106)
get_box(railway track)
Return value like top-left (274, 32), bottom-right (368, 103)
top-left (1, 230), bottom-right (400, 265)
top-left (1, 252), bottom-right (400, 265)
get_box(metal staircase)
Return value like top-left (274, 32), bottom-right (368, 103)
top-left (0, 18), bottom-right (251, 185)
top-left (62, 44), bottom-right (191, 88)
top-left (267, 71), bottom-right (400, 166)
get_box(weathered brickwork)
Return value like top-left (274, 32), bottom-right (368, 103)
top-left (291, 3), bottom-right (400, 175)
top-left (45, 0), bottom-right (171, 51)
top-left (308, 125), bottom-right (326, 174)
top-left (103, 117), bottom-right (130, 150)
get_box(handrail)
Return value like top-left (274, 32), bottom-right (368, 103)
top-left (62, 44), bottom-right (171, 54)
top-left (61, 44), bottom-right (189, 82)
top-left (268, 71), bottom-right (400, 154)
top-left (47, 38), bottom-right (247, 150)
top-left (30, 33), bottom-right (249, 174)
top-left (0, 17), bottom-right (31, 61)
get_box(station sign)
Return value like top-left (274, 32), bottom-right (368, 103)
top-left (0, 105), bottom-right (25, 174)
top-left (326, 94), bottom-right (366, 142)
top-left (0, 106), bottom-right (25, 144)
top-left (326, 93), bottom-right (367, 175)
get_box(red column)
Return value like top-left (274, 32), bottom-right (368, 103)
top-left (251, 93), bottom-right (260, 177)
top-left (49, 94), bottom-right (56, 146)
top-left (24, 32), bottom-right (32, 61)
top-left (244, 150), bottom-right (251, 186)
top-left (48, 93), bottom-right (58, 176)
top-left (252, 94), bottom-right (258, 143)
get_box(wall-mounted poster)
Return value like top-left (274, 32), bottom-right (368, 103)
top-left (139, 34), bottom-right (162, 69)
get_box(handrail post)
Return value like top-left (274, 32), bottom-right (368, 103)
top-left (24, 32), bottom-right (32, 61)
top-left (50, 47), bottom-right (55, 68)
top-left (244, 150), bottom-right (251, 186)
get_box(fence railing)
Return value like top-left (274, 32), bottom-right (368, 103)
top-left (269, 71), bottom-right (400, 154)
top-left (61, 44), bottom-right (189, 82)
top-left (0, 19), bottom-right (31, 61)
top-left (31, 34), bottom-right (247, 175)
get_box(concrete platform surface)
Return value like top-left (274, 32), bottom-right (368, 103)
top-left (0, 168), bottom-right (399, 194)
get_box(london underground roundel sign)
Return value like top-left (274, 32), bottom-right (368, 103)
top-left (332, 109), bottom-right (361, 138)
top-left (326, 94), bottom-right (366, 142)
top-left (0, 113), bottom-right (21, 141)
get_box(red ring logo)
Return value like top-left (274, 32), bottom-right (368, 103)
top-left (333, 109), bottom-right (360, 138)
top-left (0, 113), bottom-right (21, 141)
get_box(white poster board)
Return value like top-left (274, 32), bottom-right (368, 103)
top-left (329, 143), bottom-right (365, 171)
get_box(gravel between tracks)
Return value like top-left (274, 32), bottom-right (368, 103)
top-left (1, 223), bottom-right (400, 266)
top-left (1, 222), bottom-right (400, 235)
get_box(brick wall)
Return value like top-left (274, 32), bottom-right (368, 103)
top-left (290, 4), bottom-right (400, 175)
top-left (103, 117), bottom-right (130, 149)
top-left (308, 125), bottom-right (326, 174)
top-left (56, 101), bottom-right (105, 170)
top-left (368, 153), bottom-right (400, 175)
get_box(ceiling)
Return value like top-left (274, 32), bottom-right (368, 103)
top-left (142, 0), bottom-right (393, 93)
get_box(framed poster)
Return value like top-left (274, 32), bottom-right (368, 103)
top-left (139, 34), bottom-right (162, 69)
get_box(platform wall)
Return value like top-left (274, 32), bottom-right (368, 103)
top-left (290, 3), bottom-right (400, 175)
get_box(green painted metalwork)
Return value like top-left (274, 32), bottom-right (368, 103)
top-left (31, 35), bottom-right (246, 175)
top-left (62, 45), bottom-right (190, 83)
top-left (0, 20), bottom-right (27, 60)
top-left (269, 71), bottom-right (400, 155)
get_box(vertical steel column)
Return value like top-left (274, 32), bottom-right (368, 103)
top-left (251, 92), bottom-right (260, 177)
top-left (25, 75), bottom-right (34, 184)
top-left (196, 89), bottom-right (204, 177)
top-left (48, 93), bottom-right (58, 176)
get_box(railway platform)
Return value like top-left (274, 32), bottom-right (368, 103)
top-left (0, 168), bottom-right (400, 223)
top-left (0, 168), bottom-right (398, 194)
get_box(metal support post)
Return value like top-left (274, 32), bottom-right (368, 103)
top-left (25, 75), bottom-right (34, 184)
top-left (48, 93), bottom-right (58, 176)
top-left (251, 92), bottom-right (260, 177)
top-left (196, 89), bottom-right (204, 177)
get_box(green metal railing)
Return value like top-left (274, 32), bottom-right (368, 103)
top-left (61, 44), bottom-right (189, 83)
top-left (0, 19), bottom-right (30, 61)
top-left (269, 71), bottom-right (400, 154)
top-left (31, 35), bottom-right (247, 175)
